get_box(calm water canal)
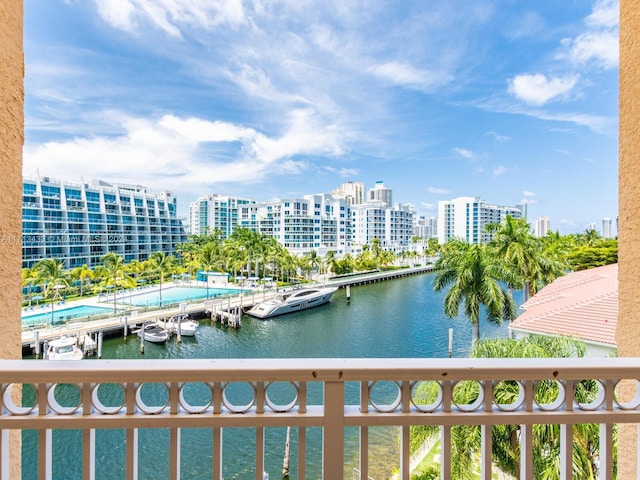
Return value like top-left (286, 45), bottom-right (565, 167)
top-left (22, 272), bottom-right (521, 479)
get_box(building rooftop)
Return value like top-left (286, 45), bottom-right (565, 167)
top-left (510, 263), bottom-right (618, 347)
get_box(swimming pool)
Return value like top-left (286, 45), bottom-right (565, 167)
top-left (120, 286), bottom-right (241, 307)
top-left (22, 305), bottom-right (116, 327)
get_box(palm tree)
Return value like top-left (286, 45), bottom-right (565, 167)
top-left (578, 227), bottom-right (602, 247)
top-left (198, 242), bottom-right (220, 298)
top-left (70, 264), bottom-right (94, 297)
top-left (22, 267), bottom-right (39, 306)
top-left (323, 250), bottom-right (337, 278)
top-left (433, 240), bottom-right (517, 345)
top-left (451, 337), bottom-right (601, 479)
top-left (487, 216), bottom-right (565, 301)
top-left (149, 251), bottom-right (176, 306)
top-left (304, 250), bottom-right (321, 280)
top-left (102, 252), bottom-right (128, 313)
top-left (34, 258), bottom-right (69, 324)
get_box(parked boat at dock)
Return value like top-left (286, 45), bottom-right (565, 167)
top-left (46, 335), bottom-right (84, 360)
top-left (136, 322), bottom-right (169, 343)
top-left (246, 286), bottom-right (338, 319)
top-left (163, 314), bottom-right (199, 337)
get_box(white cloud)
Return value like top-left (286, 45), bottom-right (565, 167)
top-left (493, 165), bottom-right (507, 175)
top-left (324, 166), bottom-right (360, 177)
top-left (520, 197), bottom-right (537, 205)
top-left (562, 31), bottom-right (618, 70)
top-left (558, 0), bottom-right (618, 69)
top-left (95, 0), bottom-right (137, 32)
top-left (427, 186), bottom-right (451, 194)
top-left (554, 149), bottom-right (572, 156)
top-left (452, 148), bottom-right (474, 159)
top-left (586, 0), bottom-right (618, 28)
top-left (24, 111), bottom-right (344, 202)
top-left (368, 61), bottom-right (453, 93)
top-left (420, 202), bottom-right (436, 211)
top-left (95, 0), bottom-right (246, 37)
top-left (508, 74), bottom-right (579, 106)
top-left (484, 131), bottom-right (509, 142)
top-left (522, 190), bottom-right (536, 198)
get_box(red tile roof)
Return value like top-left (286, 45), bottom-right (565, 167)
top-left (510, 263), bottom-right (617, 346)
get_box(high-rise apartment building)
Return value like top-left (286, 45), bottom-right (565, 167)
top-left (368, 181), bottom-right (393, 207)
top-left (331, 181), bottom-right (365, 205)
top-left (602, 218), bottom-right (613, 239)
top-left (437, 196), bottom-right (526, 245)
top-left (414, 216), bottom-right (438, 239)
top-left (188, 194), bottom-right (254, 238)
top-left (22, 176), bottom-right (188, 269)
top-left (535, 216), bottom-right (550, 238)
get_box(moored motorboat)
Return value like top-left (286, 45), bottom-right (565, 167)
top-left (46, 334), bottom-right (84, 360)
top-left (164, 314), bottom-right (199, 337)
top-left (136, 322), bottom-right (169, 343)
top-left (246, 286), bottom-right (338, 319)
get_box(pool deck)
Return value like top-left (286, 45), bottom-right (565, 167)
top-left (21, 281), bottom-right (255, 349)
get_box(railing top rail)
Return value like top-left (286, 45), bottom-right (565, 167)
top-left (3, 357), bottom-right (639, 383)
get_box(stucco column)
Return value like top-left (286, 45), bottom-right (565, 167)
top-left (618, 0), bottom-right (640, 478)
top-left (0, 0), bottom-right (24, 477)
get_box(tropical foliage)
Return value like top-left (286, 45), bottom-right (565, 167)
top-left (410, 336), bottom-right (612, 479)
top-left (434, 216), bottom-right (617, 346)
top-left (433, 240), bottom-right (518, 344)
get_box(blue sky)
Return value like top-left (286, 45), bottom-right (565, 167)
top-left (23, 0), bottom-right (619, 234)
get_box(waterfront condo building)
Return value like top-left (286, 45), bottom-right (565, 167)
top-left (22, 176), bottom-right (188, 269)
top-left (437, 196), bottom-right (526, 245)
top-left (188, 194), bottom-right (255, 237)
top-left (351, 201), bottom-right (415, 251)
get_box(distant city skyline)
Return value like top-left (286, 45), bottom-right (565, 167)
top-left (22, 1), bottom-right (618, 234)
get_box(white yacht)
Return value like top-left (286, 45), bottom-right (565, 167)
top-left (246, 286), bottom-right (338, 319)
top-left (164, 314), bottom-right (199, 337)
top-left (46, 335), bottom-right (84, 360)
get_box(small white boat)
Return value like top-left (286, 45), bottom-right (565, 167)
top-left (164, 314), bottom-right (199, 337)
top-left (46, 335), bottom-right (84, 360)
top-left (246, 286), bottom-right (338, 319)
top-left (136, 322), bottom-right (169, 343)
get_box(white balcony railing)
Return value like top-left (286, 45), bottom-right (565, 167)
top-left (1, 357), bottom-right (638, 479)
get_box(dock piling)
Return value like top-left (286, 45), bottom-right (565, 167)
top-left (98, 330), bottom-right (103, 359)
top-left (33, 331), bottom-right (40, 359)
top-left (282, 426), bottom-right (291, 479)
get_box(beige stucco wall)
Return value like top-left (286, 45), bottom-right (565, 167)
top-left (617, 0), bottom-right (639, 478)
top-left (0, 0), bottom-right (24, 477)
